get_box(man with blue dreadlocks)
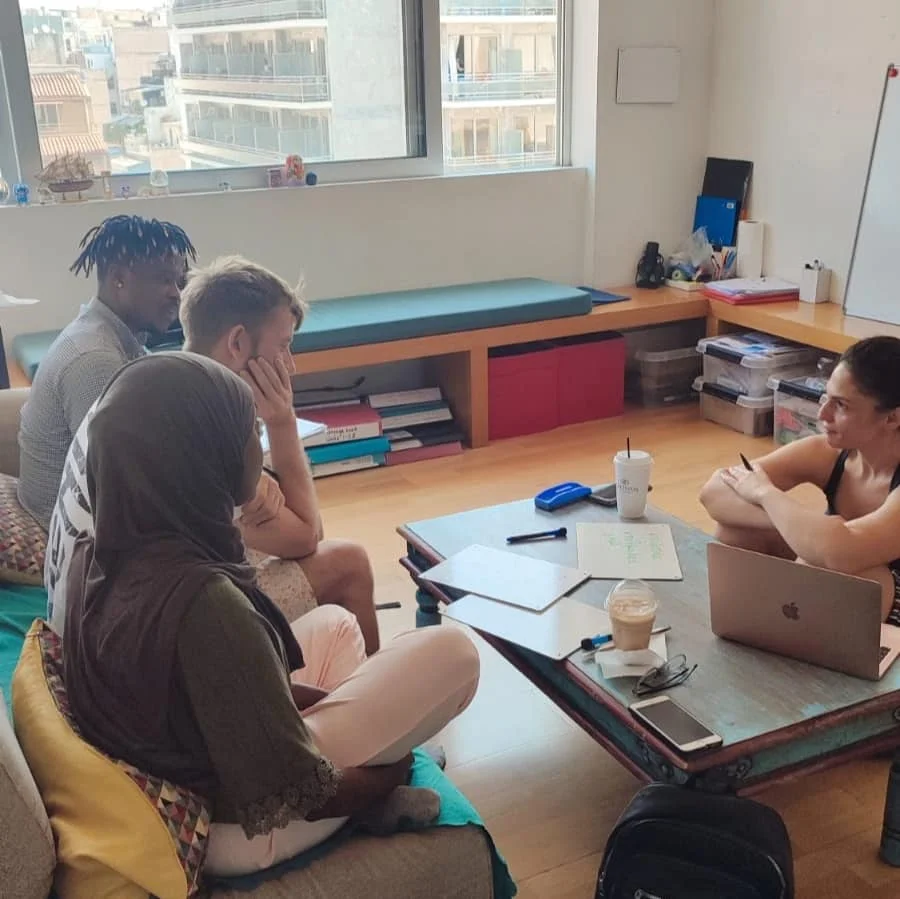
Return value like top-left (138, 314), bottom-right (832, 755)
top-left (17, 214), bottom-right (197, 530)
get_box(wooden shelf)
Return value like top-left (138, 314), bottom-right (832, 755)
top-left (706, 298), bottom-right (900, 354)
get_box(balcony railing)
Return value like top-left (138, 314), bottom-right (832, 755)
top-left (171, 0), bottom-right (326, 29)
top-left (445, 148), bottom-right (556, 169)
top-left (187, 119), bottom-right (330, 159)
top-left (179, 54), bottom-right (330, 101)
top-left (442, 0), bottom-right (555, 16)
top-left (443, 71), bottom-right (556, 101)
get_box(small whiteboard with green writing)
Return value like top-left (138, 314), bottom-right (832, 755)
top-left (576, 523), bottom-right (683, 581)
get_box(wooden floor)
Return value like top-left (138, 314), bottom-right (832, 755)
top-left (315, 402), bottom-right (900, 899)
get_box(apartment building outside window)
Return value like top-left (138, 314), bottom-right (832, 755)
top-left (0, 0), bottom-right (565, 192)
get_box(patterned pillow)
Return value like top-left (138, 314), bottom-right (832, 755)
top-left (0, 474), bottom-right (46, 586)
top-left (13, 621), bottom-right (211, 899)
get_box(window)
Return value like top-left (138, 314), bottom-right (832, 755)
top-left (35, 103), bottom-right (61, 128)
top-left (0, 0), bottom-right (565, 193)
top-left (440, 0), bottom-right (560, 171)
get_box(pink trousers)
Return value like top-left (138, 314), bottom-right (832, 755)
top-left (204, 606), bottom-right (480, 876)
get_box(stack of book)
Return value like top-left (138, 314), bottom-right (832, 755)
top-left (295, 387), bottom-right (464, 477)
top-left (368, 388), bottom-right (464, 466)
top-left (298, 399), bottom-right (389, 478)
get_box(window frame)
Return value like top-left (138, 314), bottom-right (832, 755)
top-left (1, 0), bottom-right (567, 193)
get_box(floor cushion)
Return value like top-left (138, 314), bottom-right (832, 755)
top-left (0, 687), bottom-right (55, 899)
top-left (13, 621), bottom-right (210, 899)
top-left (0, 582), bottom-right (48, 701)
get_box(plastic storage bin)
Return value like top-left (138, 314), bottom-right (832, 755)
top-left (693, 378), bottom-right (774, 436)
top-left (770, 374), bottom-right (827, 445)
top-left (626, 346), bottom-right (701, 406)
top-left (697, 332), bottom-right (819, 398)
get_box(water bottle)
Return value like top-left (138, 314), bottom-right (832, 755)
top-left (880, 753), bottom-right (900, 866)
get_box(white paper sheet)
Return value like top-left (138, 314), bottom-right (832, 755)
top-left (442, 594), bottom-right (612, 660)
top-left (596, 633), bottom-right (668, 679)
top-left (576, 523), bottom-right (683, 581)
top-left (260, 418), bottom-right (327, 453)
top-left (421, 544), bottom-right (590, 613)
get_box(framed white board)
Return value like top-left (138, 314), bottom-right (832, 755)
top-left (845, 64), bottom-right (900, 325)
top-left (616, 47), bottom-right (681, 105)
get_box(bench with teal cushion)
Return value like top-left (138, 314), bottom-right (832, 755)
top-left (289, 279), bottom-right (590, 353)
top-left (12, 331), bottom-right (61, 383)
top-left (12, 279), bottom-right (591, 378)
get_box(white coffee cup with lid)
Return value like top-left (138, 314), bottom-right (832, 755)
top-left (614, 449), bottom-right (652, 519)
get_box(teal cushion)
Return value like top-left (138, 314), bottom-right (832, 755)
top-left (0, 583), bottom-right (48, 706)
top-left (290, 279), bottom-right (591, 353)
top-left (12, 280), bottom-right (591, 377)
top-left (12, 331), bottom-right (60, 382)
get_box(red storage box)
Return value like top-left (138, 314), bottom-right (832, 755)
top-left (488, 341), bottom-right (558, 440)
top-left (488, 333), bottom-right (625, 440)
top-left (554, 333), bottom-right (625, 425)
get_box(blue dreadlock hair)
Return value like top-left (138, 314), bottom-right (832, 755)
top-left (70, 215), bottom-right (197, 280)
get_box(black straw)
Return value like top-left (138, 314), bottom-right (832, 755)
top-left (627, 437), bottom-right (631, 458)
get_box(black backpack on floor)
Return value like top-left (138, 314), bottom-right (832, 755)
top-left (596, 784), bottom-right (794, 899)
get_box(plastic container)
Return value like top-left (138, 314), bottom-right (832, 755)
top-left (769, 374), bottom-right (826, 445)
top-left (696, 332), bottom-right (819, 398)
top-left (626, 346), bottom-right (702, 406)
top-left (693, 377), bottom-right (774, 436)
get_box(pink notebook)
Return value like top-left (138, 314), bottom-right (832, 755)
top-left (385, 441), bottom-right (463, 466)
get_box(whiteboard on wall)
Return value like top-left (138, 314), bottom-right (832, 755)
top-left (845, 65), bottom-right (900, 325)
top-left (616, 47), bottom-right (681, 104)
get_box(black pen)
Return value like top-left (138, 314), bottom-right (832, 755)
top-left (739, 453), bottom-right (753, 471)
top-left (506, 526), bottom-right (568, 544)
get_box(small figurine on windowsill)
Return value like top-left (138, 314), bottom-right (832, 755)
top-left (283, 154), bottom-right (305, 186)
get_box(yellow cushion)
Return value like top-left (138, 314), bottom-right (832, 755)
top-left (12, 621), bottom-right (211, 899)
top-left (0, 474), bottom-right (46, 586)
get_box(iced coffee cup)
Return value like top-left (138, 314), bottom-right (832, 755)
top-left (606, 579), bottom-right (658, 651)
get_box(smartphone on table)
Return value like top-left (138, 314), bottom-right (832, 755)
top-left (588, 482), bottom-right (653, 507)
top-left (630, 694), bottom-right (723, 753)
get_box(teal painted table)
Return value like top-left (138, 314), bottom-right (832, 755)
top-left (398, 499), bottom-right (900, 796)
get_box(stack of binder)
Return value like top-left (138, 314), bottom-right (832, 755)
top-left (297, 399), bottom-right (389, 478)
top-left (368, 388), bottom-right (464, 466)
top-left (294, 387), bottom-right (464, 478)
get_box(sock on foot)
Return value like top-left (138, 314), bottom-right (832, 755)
top-left (354, 786), bottom-right (441, 836)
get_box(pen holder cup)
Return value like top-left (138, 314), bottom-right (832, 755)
top-left (800, 265), bottom-right (831, 303)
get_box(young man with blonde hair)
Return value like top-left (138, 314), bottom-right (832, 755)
top-left (46, 255), bottom-right (379, 655)
top-left (179, 256), bottom-right (379, 652)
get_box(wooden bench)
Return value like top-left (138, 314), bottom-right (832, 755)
top-left (10, 286), bottom-right (898, 447)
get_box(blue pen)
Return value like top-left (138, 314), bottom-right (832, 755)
top-left (581, 634), bottom-right (614, 651)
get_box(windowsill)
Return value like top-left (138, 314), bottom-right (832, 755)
top-left (0, 164), bottom-right (581, 212)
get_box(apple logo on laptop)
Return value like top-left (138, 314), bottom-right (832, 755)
top-left (782, 602), bottom-right (800, 621)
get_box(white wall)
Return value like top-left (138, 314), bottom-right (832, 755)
top-left (709, 0), bottom-right (900, 300)
top-left (0, 168), bottom-right (584, 344)
top-left (590, 0), bottom-right (716, 286)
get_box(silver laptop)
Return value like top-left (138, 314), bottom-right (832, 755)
top-left (707, 542), bottom-right (900, 681)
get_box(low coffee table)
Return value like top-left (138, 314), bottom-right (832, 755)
top-left (398, 498), bottom-right (900, 796)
